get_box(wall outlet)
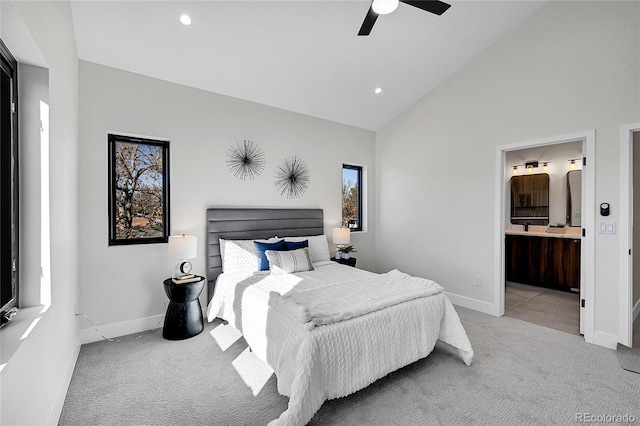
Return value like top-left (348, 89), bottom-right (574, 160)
top-left (473, 275), bottom-right (483, 286)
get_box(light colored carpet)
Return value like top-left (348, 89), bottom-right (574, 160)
top-left (59, 307), bottom-right (640, 425)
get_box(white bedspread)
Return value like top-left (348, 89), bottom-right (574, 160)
top-left (268, 269), bottom-right (444, 329)
top-left (207, 262), bottom-right (473, 426)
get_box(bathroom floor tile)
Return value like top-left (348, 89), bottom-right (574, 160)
top-left (505, 282), bottom-right (581, 336)
top-left (505, 281), bottom-right (544, 308)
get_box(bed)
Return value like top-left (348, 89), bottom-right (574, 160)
top-left (205, 208), bottom-right (473, 426)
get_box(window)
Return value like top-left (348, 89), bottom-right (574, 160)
top-left (0, 38), bottom-right (18, 326)
top-left (342, 164), bottom-right (362, 231)
top-left (108, 134), bottom-right (170, 245)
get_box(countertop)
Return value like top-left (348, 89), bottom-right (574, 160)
top-left (505, 229), bottom-right (581, 239)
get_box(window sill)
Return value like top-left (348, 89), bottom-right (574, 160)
top-left (0, 304), bottom-right (50, 369)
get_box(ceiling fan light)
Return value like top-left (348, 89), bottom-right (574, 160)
top-left (372, 0), bottom-right (399, 15)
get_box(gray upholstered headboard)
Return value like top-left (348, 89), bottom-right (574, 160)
top-left (206, 208), bottom-right (324, 302)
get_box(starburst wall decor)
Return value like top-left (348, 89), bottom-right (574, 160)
top-left (226, 140), bottom-right (266, 181)
top-left (274, 156), bottom-right (311, 199)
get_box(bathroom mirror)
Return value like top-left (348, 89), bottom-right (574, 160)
top-left (566, 170), bottom-right (582, 227)
top-left (510, 174), bottom-right (549, 225)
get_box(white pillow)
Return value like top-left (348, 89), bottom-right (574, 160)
top-left (266, 248), bottom-right (314, 275)
top-left (219, 237), bottom-right (278, 273)
top-left (280, 235), bottom-right (330, 263)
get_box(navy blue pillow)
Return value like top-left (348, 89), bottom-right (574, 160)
top-left (284, 240), bottom-right (308, 250)
top-left (254, 240), bottom-right (285, 271)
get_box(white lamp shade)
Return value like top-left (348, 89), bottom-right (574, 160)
top-left (168, 235), bottom-right (197, 259)
top-left (332, 227), bottom-right (350, 245)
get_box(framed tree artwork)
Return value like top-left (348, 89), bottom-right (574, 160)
top-left (108, 134), bottom-right (170, 246)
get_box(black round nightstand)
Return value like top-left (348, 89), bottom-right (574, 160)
top-left (331, 257), bottom-right (357, 267)
top-left (162, 276), bottom-right (205, 340)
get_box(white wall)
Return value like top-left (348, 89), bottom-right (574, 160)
top-left (375, 1), bottom-right (639, 339)
top-left (18, 63), bottom-right (48, 306)
top-left (0, 1), bottom-right (80, 425)
top-left (505, 141), bottom-right (583, 227)
top-left (78, 61), bottom-right (375, 332)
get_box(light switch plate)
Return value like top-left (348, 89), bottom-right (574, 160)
top-left (598, 221), bottom-right (616, 234)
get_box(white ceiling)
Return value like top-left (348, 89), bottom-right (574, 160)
top-left (70, 1), bottom-right (545, 131)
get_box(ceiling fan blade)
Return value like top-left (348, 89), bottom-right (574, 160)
top-left (358, 6), bottom-right (379, 36)
top-left (401, 0), bottom-right (451, 16)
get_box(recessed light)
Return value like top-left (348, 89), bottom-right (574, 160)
top-left (374, 87), bottom-right (383, 94)
top-left (180, 14), bottom-right (192, 26)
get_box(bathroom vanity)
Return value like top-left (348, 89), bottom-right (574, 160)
top-left (506, 167), bottom-right (582, 292)
top-left (505, 230), bottom-right (580, 291)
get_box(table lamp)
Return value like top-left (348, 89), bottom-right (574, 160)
top-left (332, 227), bottom-right (350, 260)
top-left (168, 234), bottom-right (197, 278)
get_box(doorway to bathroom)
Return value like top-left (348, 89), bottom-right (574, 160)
top-left (504, 141), bottom-right (582, 335)
top-left (495, 130), bottom-right (595, 343)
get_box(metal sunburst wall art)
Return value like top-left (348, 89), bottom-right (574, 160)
top-left (274, 156), bottom-right (311, 199)
top-left (226, 140), bottom-right (266, 181)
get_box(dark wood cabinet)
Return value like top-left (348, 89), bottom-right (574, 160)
top-left (505, 235), bottom-right (580, 291)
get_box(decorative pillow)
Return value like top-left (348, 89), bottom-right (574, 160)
top-left (219, 237), bottom-right (278, 273)
top-left (284, 239), bottom-right (308, 251)
top-left (281, 235), bottom-right (330, 263)
top-left (254, 240), bottom-right (286, 271)
top-left (266, 247), bottom-right (314, 275)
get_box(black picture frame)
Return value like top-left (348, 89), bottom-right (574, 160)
top-left (108, 134), bottom-right (170, 246)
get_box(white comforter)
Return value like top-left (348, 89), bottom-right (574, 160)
top-left (268, 269), bottom-right (445, 329)
top-left (207, 262), bottom-right (473, 426)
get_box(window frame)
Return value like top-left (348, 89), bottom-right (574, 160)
top-left (108, 133), bottom-right (170, 246)
top-left (0, 37), bottom-right (19, 326)
top-left (342, 164), bottom-right (363, 232)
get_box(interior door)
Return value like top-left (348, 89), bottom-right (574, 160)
top-left (579, 148), bottom-right (585, 336)
top-left (630, 130), bottom-right (640, 347)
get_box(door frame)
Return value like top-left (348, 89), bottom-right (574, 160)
top-left (619, 122), bottom-right (640, 348)
top-left (494, 130), bottom-right (595, 344)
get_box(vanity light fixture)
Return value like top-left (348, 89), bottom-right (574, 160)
top-left (510, 160), bottom-right (549, 175)
top-left (525, 161), bottom-right (538, 174)
top-left (568, 159), bottom-right (580, 170)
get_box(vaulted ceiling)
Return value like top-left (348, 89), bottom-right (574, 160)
top-left (70, 1), bottom-right (545, 131)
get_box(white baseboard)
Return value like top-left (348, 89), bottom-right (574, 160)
top-left (633, 299), bottom-right (640, 322)
top-left (591, 330), bottom-right (619, 350)
top-left (444, 292), bottom-right (496, 316)
top-left (48, 335), bottom-right (81, 426)
top-left (80, 314), bottom-right (164, 344)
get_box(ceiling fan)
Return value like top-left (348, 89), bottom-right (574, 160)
top-left (358, 0), bottom-right (451, 36)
